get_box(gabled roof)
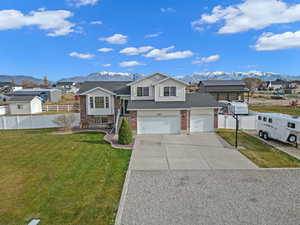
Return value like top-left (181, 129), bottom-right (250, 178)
top-left (78, 81), bottom-right (131, 95)
top-left (200, 80), bottom-right (245, 86)
top-left (152, 77), bottom-right (188, 86)
top-left (126, 73), bottom-right (168, 86)
top-left (127, 93), bottom-right (218, 110)
top-left (9, 95), bottom-right (40, 102)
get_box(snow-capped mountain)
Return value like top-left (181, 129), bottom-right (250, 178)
top-left (59, 71), bottom-right (300, 83)
top-left (180, 71), bottom-right (300, 83)
top-left (59, 72), bottom-right (144, 82)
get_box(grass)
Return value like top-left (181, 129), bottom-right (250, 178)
top-left (217, 129), bottom-right (300, 168)
top-left (0, 129), bottom-right (131, 225)
top-left (250, 105), bottom-right (300, 116)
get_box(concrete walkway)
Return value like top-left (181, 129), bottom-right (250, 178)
top-left (131, 133), bottom-right (257, 170)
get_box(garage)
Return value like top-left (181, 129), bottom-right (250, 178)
top-left (137, 110), bottom-right (180, 134)
top-left (190, 109), bottom-right (214, 132)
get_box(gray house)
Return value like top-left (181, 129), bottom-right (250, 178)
top-left (198, 80), bottom-right (249, 102)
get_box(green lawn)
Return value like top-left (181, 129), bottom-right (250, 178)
top-left (217, 129), bottom-right (300, 168)
top-left (249, 105), bottom-right (300, 116)
top-left (0, 129), bottom-right (131, 225)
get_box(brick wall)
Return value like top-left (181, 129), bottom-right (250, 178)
top-left (214, 108), bottom-right (219, 129)
top-left (129, 111), bottom-right (137, 130)
top-left (79, 95), bottom-right (87, 121)
top-left (180, 110), bottom-right (188, 131)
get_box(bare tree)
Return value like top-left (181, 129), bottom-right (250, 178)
top-left (243, 77), bottom-right (263, 95)
top-left (53, 114), bottom-right (76, 131)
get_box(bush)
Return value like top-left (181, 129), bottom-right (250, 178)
top-left (118, 119), bottom-right (133, 145)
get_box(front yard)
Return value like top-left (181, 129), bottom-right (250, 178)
top-left (217, 129), bottom-right (300, 168)
top-left (0, 129), bottom-right (131, 225)
top-left (249, 105), bottom-right (300, 116)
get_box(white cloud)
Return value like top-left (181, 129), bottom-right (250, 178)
top-left (120, 46), bottom-right (153, 56)
top-left (69, 0), bottom-right (99, 7)
top-left (144, 46), bottom-right (193, 61)
top-left (98, 47), bottom-right (113, 52)
top-left (90, 20), bottom-right (103, 25)
top-left (69, 52), bottom-right (95, 59)
top-left (100, 34), bottom-right (127, 44)
top-left (119, 61), bottom-right (145, 67)
top-left (192, 0), bottom-right (300, 34)
top-left (161, 8), bottom-right (176, 13)
top-left (145, 32), bottom-right (162, 38)
top-left (192, 54), bottom-right (220, 64)
top-left (102, 64), bottom-right (112, 67)
top-left (0, 9), bottom-right (75, 37)
top-left (255, 31), bottom-right (300, 51)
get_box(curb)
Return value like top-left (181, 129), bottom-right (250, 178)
top-left (114, 140), bottom-right (136, 225)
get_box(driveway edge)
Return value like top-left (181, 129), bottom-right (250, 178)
top-left (114, 139), bottom-right (136, 225)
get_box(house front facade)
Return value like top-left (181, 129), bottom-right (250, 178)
top-left (78, 73), bottom-right (219, 134)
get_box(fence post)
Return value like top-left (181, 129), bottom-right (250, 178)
top-left (68, 105), bottom-right (70, 112)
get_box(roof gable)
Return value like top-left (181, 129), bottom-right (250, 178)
top-left (153, 77), bottom-right (188, 86)
top-left (126, 73), bottom-right (168, 86)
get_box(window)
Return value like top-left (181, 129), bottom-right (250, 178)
top-left (137, 87), bottom-right (149, 96)
top-left (90, 97), bottom-right (94, 108)
top-left (258, 116), bottom-right (262, 120)
top-left (268, 118), bottom-right (272, 123)
top-left (105, 97), bottom-right (109, 108)
top-left (263, 117), bottom-right (267, 122)
top-left (17, 104), bottom-right (23, 110)
top-left (164, 87), bottom-right (176, 96)
top-left (95, 97), bottom-right (104, 108)
top-left (288, 122), bottom-right (296, 129)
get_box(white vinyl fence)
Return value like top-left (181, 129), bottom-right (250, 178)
top-left (0, 105), bottom-right (8, 115)
top-left (42, 104), bottom-right (79, 112)
top-left (218, 114), bottom-right (257, 130)
top-left (0, 113), bottom-right (80, 130)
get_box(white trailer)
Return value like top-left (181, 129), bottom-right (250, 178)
top-left (256, 113), bottom-right (300, 144)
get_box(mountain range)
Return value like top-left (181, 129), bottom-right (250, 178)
top-left (1, 71), bottom-right (300, 85)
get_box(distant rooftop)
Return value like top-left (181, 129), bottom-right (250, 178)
top-left (9, 95), bottom-right (39, 102)
top-left (200, 80), bottom-right (245, 86)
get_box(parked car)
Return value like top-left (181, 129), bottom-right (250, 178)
top-left (257, 113), bottom-right (300, 144)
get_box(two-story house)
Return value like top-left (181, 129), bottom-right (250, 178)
top-left (78, 73), bottom-right (219, 134)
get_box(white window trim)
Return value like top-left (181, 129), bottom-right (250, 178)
top-left (89, 96), bottom-right (110, 109)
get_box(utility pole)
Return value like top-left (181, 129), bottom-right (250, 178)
top-left (233, 114), bottom-right (239, 148)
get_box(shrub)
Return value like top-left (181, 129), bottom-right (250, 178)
top-left (118, 119), bottom-right (133, 145)
top-left (53, 114), bottom-right (76, 131)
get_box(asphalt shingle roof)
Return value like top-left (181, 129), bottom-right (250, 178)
top-left (9, 95), bottom-right (38, 102)
top-left (127, 93), bottom-right (218, 110)
top-left (200, 80), bottom-right (245, 86)
top-left (78, 81), bottom-right (131, 95)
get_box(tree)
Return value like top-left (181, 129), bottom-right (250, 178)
top-left (118, 119), bottom-right (133, 145)
top-left (243, 77), bottom-right (263, 94)
top-left (22, 80), bottom-right (38, 88)
top-left (53, 114), bottom-right (76, 131)
top-left (43, 76), bottom-right (49, 86)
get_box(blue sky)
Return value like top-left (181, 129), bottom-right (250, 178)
top-left (1, 0), bottom-right (300, 80)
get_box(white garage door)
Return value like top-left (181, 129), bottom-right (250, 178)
top-left (137, 111), bottom-right (180, 134)
top-left (190, 110), bottom-right (214, 132)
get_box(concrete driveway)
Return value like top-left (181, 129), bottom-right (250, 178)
top-left (131, 133), bottom-right (257, 170)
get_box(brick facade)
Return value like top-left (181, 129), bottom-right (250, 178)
top-left (129, 111), bottom-right (137, 130)
top-left (180, 110), bottom-right (188, 131)
top-left (214, 108), bottom-right (219, 129)
top-left (79, 95), bottom-right (87, 121)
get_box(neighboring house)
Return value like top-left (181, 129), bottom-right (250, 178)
top-left (8, 96), bottom-right (42, 115)
top-left (78, 81), bottom-right (131, 129)
top-left (266, 80), bottom-right (287, 90)
top-left (11, 88), bottom-right (62, 102)
top-left (55, 81), bottom-right (78, 94)
top-left (198, 80), bottom-right (249, 102)
top-left (78, 73), bottom-right (219, 134)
